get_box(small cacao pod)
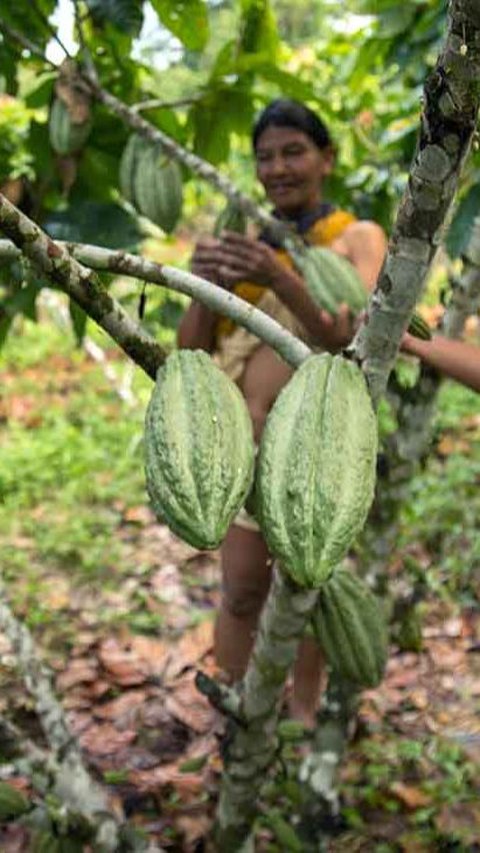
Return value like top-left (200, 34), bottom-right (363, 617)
top-left (213, 202), bottom-right (247, 236)
top-left (134, 142), bottom-right (183, 233)
top-left (256, 353), bottom-right (378, 587)
top-left (119, 133), bottom-right (150, 205)
top-left (311, 566), bottom-right (388, 687)
top-left (144, 349), bottom-right (255, 549)
top-left (48, 98), bottom-right (92, 156)
top-left (289, 245), bottom-right (367, 316)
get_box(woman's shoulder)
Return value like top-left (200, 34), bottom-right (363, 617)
top-left (308, 208), bottom-right (357, 245)
top-left (340, 219), bottom-right (387, 254)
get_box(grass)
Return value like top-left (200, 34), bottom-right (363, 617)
top-left (0, 316), bottom-right (155, 631)
top-left (1, 311), bottom-right (479, 850)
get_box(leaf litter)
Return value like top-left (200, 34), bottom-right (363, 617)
top-left (1, 341), bottom-right (479, 851)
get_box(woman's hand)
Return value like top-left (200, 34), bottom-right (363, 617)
top-left (216, 231), bottom-right (283, 287)
top-left (190, 236), bottom-right (226, 286)
top-left (317, 303), bottom-right (356, 352)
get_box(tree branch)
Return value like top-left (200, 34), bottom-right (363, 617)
top-left (0, 18), bottom-right (57, 68)
top-left (214, 566), bottom-right (319, 850)
top-left (0, 235), bottom-right (312, 369)
top-left (0, 194), bottom-right (167, 378)
top-left (81, 70), bottom-right (301, 247)
top-left (349, 0), bottom-right (480, 403)
top-left (0, 576), bottom-right (120, 849)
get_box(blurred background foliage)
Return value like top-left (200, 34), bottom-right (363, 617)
top-left (0, 0), bottom-right (477, 345)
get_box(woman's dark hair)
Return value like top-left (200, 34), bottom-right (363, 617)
top-left (252, 99), bottom-right (332, 151)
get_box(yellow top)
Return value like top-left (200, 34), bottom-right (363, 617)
top-left (215, 208), bottom-right (356, 339)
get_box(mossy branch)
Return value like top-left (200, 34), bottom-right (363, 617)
top-left (0, 207), bottom-right (311, 373)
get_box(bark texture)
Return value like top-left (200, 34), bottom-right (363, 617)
top-left (0, 578), bottom-right (121, 850)
top-left (214, 566), bottom-right (319, 850)
top-left (0, 229), bottom-right (311, 372)
top-left (350, 1), bottom-right (480, 402)
top-left (0, 194), bottom-right (166, 378)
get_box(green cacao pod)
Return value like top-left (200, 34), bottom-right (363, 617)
top-left (290, 245), bottom-right (367, 316)
top-left (144, 349), bottom-right (255, 549)
top-left (256, 353), bottom-right (378, 587)
top-left (48, 98), bottom-right (92, 156)
top-left (213, 202), bottom-right (247, 236)
top-left (407, 311), bottom-right (431, 341)
top-left (134, 143), bottom-right (183, 233)
top-left (289, 244), bottom-right (431, 339)
top-left (0, 781), bottom-right (30, 820)
top-left (119, 133), bottom-right (150, 205)
top-left (311, 566), bottom-right (388, 687)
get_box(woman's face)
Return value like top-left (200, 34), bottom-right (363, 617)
top-left (255, 125), bottom-right (334, 216)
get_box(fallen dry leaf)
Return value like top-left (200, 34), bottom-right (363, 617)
top-left (435, 801), bottom-right (480, 843)
top-left (94, 689), bottom-right (148, 724)
top-left (80, 722), bottom-right (137, 756)
top-left (0, 824), bottom-right (31, 853)
top-left (122, 505), bottom-right (154, 525)
top-left (98, 638), bottom-right (149, 686)
top-left (128, 635), bottom-right (170, 676)
top-left (427, 642), bottom-right (466, 671)
top-left (65, 710), bottom-right (93, 736)
top-left (165, 686), bottom-right (216, 735)
top-left (175, 814), bottom-right (212, 849)
top-left (129, 762), bottom-right (205, 800)
top-left (162, 620), bottom-right (213, 683)
top-left (390, 782), bottom-right (432, 810)
top-left (56, 657), bottom-right (99, 692)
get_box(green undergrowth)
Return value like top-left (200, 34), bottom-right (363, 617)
top-left (398, 380), bottom-right (480, 603)
top-left (0, 318), bottom-right (156, 632)
top-left (259, 734), bottom-right (480, 851)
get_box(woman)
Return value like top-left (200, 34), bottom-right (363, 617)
top-left (178, 99), bottom-right (387, 726)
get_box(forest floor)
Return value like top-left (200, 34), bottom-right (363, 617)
top-left (0, 315), bottom-right (479, 852)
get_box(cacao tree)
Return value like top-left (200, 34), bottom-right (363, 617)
top-left (0, 1), bottom-right (479, 850)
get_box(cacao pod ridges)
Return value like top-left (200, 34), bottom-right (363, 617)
top-left (48, 98), bottom-right (92, 156)
top-left (144, 349), bottom-right (255, 550)
top-left (311, 566), bottom-right (388, 688)
top-left (119, 134), bottom-right (184, 233)
top-left (257, 353), bottom-right (378, 587)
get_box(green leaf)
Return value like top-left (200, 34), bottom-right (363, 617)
top-left (44, 202), bottom-right (142, 251)
top-left (69, 299), bottom-right (88, 345)
top-left (150, 0), bottom-right (209, 51)
top-left (277, 719), bottom-right (310, 742)
top-left (189, 84), bottom-right (254, 164)
top-left (239, 0), bottom-right (279, 57)
top-left (178, 754), bottom-right (208, 772)
top-left (85, 0), bottom-right (144, 35)
top-left (24, 73), bottom-right (56, 108)
top-left (0, 314), bottom-right (14, 349)
top-left (445, 183), bottom-right (480, 259)
top-left (263, 808), bottom-right (303, 852)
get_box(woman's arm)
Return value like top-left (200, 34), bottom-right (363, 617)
top-left (216, 231), bottom-right (358, 351)
top-left (177, 301), bottom-right (218, 352)
top-left (401, 333), bottom-right (480, 393)
top-left (177, 236), bottom-right (223, 352)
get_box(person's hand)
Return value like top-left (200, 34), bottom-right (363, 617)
top-left (216, 231), bottom-right (283, 287)
top-left (190, 237), bottom-right (226, 286)
top-left (318, 303), bottom-right (356, 351)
